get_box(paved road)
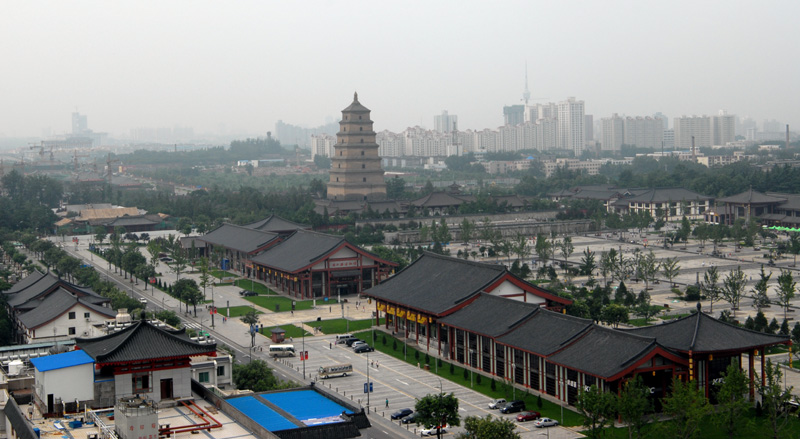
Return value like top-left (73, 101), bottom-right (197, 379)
top-left (54, 233), bottom-right (582, 438)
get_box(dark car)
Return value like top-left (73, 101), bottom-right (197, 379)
top-left (500, 400), bottom-right (525, 414)
top-left (401, 412), bottom-right (419, 424)
top-left (390, 408), bottom-right (413, 420)
top-left (353, 344), bottom-right (374, 353)
top-left (345, 338), bottom-right (363, 347)
top-left (239, 290), bottom-right (257, 297)
top-left (516, 411), bottom-right (541, 422)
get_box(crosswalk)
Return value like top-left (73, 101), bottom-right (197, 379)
top-left (183, 322), bottom-right (201, 330)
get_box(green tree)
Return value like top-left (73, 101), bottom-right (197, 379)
top-left (198, 257), bottom-right (211, 301)
top-left (661, 257), bottom-right (680, 287)
top-left (460, 218), bottom-right (475, 244)
top-left (414, 392), bottom-right (460, 438)
top-left (173, 278), bottom-right (201, 314)
top-left (534, 233), bottom-right (552, 269)
top-left (559, 236), bottom-right (574, 274)
top-left (661, 376), bottom-right (712, 439)
top-left (454, 415), bottom-right (519, 439)
top-left (576, 384), bottom-right (617, 439)
top-left (232, 360), bottom-right (295, 392)
top-left (700, 266), bottom-right (721, 313)
top-left (177, 217), bottom-right (193, 236)
top-left (155, 310), bottom-right (181, 327)
top-left (722, 266), bottom-right (747, 318)
top-left (637, 250), bottom-right (659, 291)
top-left (776, 269), bottom-right (796, 321)
top-left (93, 226), bottom-right (108, 247)
top-left (618, 376), bottom-right (652, 439)
top-left (756, 359), bottom-right (795, 439)
top-left (714, 363), bottom-right (750, 439)
top-left (750, 265), bottom-right (772, 313)
top-left (579, 247), bottom-right (597, 277)
top-left (601, 304), bottom-right (629, 328)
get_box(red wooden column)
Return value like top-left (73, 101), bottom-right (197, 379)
top-left (748, 351), bottom-right (755, 400)
top-left (760, 349), bottom-right (766, 387)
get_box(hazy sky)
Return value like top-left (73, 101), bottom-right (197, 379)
top-left (1, 0), bottom-right (798, 138)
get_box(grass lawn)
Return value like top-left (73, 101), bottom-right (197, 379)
top-left (210, 269), bottom-right (236, 279)
top-left (218, 305), bottom-right (263, 318)
top-left (214, 282), bottom-right (234, 286)
top-left (767, 345), bottom-right (790, 355)
top-left (353, 330), bottom-right (583, 427)
top-left (234, 279), bottom-right (278, 295)
top-left (245, 296), bottom-right (338, 312)
top-left (261, 324), bottom-right (309, 338)
top-left (308, 318), bottom-right (386, 334)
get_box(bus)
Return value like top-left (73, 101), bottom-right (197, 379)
top-left (318, 364), bottom-right (353, 379)
top-left (268, 344), bottom-right (295, 357)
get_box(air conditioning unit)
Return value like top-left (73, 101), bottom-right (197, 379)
top-left (82, 331), bottom-right (89, 337)
top-left (85, 318), bottom-right (91, 322)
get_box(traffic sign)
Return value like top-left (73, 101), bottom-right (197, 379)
top-left (363, 382), bottom-right (373, 393)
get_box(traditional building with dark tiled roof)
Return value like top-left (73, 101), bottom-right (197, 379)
top-left (197, 223), bottom-right (283, 276)
top-left (76, 319), bottom-right (216, 406)
top-left (708, 188), bottom-right (795, 226)
top-left (364, 253), bottom-right (571, 351)
top-left (242, 214), bottom-right (311, 235)
top-left (251, 229), bottom-right (398, 298)
top-left (3, 271), bottom-right (113, 344)
top-left (364, 254), bottom-right (789, 409)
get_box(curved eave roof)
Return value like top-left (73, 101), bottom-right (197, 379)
top-left (364, 252), bottom-right (506, 315)
top-left (625, 310), bottom-right (789, 353)
top-left (77, 320), bottom-right (215, 364)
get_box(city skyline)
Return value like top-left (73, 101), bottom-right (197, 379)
top-left (1, 1), bottom-right (798, 140)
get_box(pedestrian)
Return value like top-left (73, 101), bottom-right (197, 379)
top-left (371, 360), bottom-right (374, 368)
top-left (376, 361), bottom-right (379, 369)
top-left (385, 398), bottom-right (388, 408)
top-left (329, 342), bottom-right (332, 349)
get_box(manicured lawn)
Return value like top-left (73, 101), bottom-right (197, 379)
top-left (210, 269), bottom-right (236, 279)
top-left (308, 318), bottom-right (385, 334)
top-left (353, 330), bottom-right (583, 427)
top-left (261, 324), bottom-right (309, 339)
top-left (245, 296), bottom-right (338, 312)
top-left (218, 305), bottom-right (263, 318)
top-left (234, 279), bottom-right (277, 295)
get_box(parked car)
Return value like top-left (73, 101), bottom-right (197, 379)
top-left (351, 341), bottom-right (367, 349)
top-left (533, 417), bottom-right (559, 428)
top-left (400, 412), bottom-right (419, 424)
top-left (353, 344), bottom-right (374, 353)
top-left (516, 411), bottom-right (541, 422)
top-left (159, 257), bottom-right (174, 263)
top-left (500, 400), bottom-right (525, 414)
top-left (420, 425), bottom-right (448, 436)
top-left (345, 338), bottom-right (363, 347)
top-left (239, 290), bottom-right (257, 297)
top-left (390, 408), bottom-right (413, 420)
top-left (488, 398), bottom-right (507, 409)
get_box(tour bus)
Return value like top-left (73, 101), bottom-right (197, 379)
top-left (318, 364), bottom-right (353, 379)
top-left (268, 344), bottom-right (296, 357)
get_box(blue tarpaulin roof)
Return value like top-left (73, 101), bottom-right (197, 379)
top-left (30, 350), bottom-right (93, 372)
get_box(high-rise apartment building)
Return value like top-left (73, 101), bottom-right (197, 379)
top-left (601, 114), bottom-right (625, 152)
top-left (503, 105), bottom-right (524, 126)
top-left (624, 116), bottom-right (663, 149)
top-left (72, 112), bottom-right (88, 134)
top-left (557, 97), bottom-right (585, 156)
top-left (653, 112), bottom-right (669, 130)
top-left (327, 93), bottom-right (386, 201)
top-left (585, 115), bottom-right (594, 141)
top-left (310, 134), bottom-right (337, 159)
top-left (434, 111), bottom-right (458, 133)
top-left (711, 111), bottom-right (736, 146)
top-left (674, 115), bottom-right (711, 149)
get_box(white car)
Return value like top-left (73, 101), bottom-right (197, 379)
top-left (488, 398), bottom-right (507, 409)
top-left (420, 425), bottom-right (448, 436)
top-left (534, 417), bottom-right (559, 428)
top-left (351, 341), bottom-right (367, 349)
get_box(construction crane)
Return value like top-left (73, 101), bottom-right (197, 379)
top-left (72, 149), bottom-right (89, 171)
top-left (105, 153), bottom-right (120, 182)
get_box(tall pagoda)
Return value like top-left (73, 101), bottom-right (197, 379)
top-left (327, 92), bottom-right (386, 201)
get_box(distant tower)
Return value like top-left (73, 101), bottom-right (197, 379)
top-left (327, 93), bottom-right (386, 201)
top-left (522, 62), bottom-right (531, 105)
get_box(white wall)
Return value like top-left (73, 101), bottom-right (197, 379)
top-left (29, 303), bottom-right (114, 342)
top-left (37, 364), bottom-right (94, 403)
top-left (114, 367), bottom-right (191, 402)
top-left (489, 280), bottom-right (546, 305)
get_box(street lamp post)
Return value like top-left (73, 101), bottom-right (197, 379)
top-left (366, 353), bottom-right (371, 409)
top-left (302, 320), bottom-right (306, 379)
